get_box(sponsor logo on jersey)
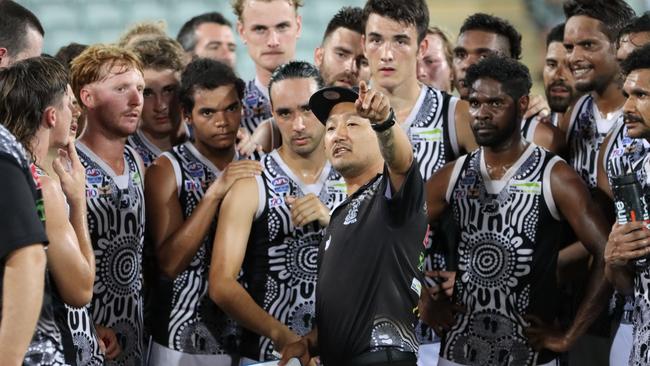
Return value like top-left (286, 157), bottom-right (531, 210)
top-left (326, 180), bottom-right (347, 195)
top-left (411, 277), bottom-right (422, 296)
top-left (509, 181), bottom-right (542, 195)
top-left (132, 171), bottom-right (142, 186)
top-left (410, 127), bottom-right (442, 143)
top-left (272, 177), bottom-right (290, 194)
top-left (268, 196), bottom-right (285, 209)
top-left (184, 179), bottom-right (201, 192)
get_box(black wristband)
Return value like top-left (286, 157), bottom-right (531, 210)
top-left (371, 108), bottom-right (396, 132)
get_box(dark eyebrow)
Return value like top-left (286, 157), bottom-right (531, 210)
top-left (333, 46), bottom-right (352, 54)
top-left (368, 32), bottom-right (383, 38)
top-left (275, 107), bottom-right (291, 114)
top-left (275, 21), bottom-right (291, 28)
top-left (453, 46), bottom-right (466, 54)
top-left (394, 34), bottom-right (411, 42)
top-left (198, 107), bottom-right (217, 113)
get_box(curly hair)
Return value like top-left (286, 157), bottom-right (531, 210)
top-left (460, 13), bottom-right (522, 60)
top-left (465, 55), bottom-right (532, 101)
top-left (127, 35), bottom-right (184, 72)
top-left (564, 0), bottom-right (635, 42)
top-left (621, 44), bottom-right (650, 76)
top-left (362, 0), bottom-right (429, 44)
top-left (70, 44), bottom-right (143, 104)
top-left (179, 58), bottom-right (245, 114)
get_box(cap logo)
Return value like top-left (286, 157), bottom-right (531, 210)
top-left (323, 90), bottom-right (341, 100)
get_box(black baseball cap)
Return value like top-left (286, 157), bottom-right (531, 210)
top-left (309, 86), bottom-right (359, 124)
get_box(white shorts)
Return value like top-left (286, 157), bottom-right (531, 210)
top-left (610, 322), bottom-right (633, 365)
top-left (418, 343), bottom-right (440, 366)
top-left (147, 341), bottom-right (233, 366)
top-left (438, 356), bottom-right (559, 366)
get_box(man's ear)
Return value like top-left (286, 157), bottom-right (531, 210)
top-left (182, 107), bottom-right (193, 125)
top-left (519, 95), bottom-right (530, 117)
top-left (418, 36), bottom-right (429, 58)
top-left (0, 48), bottom-right (7, 67)
top-left (79, 87), bottom-right (94, 109)
top-left (361, 34), bottom-right (367, 55)
top-left (42, 105), bottom-right (57, 129)
top-left (314, 47), bottom-right (324, 68)
top-left (237, 21), bottom-right (246, 45)
top-left (295, 14), bottom-right (302, 39)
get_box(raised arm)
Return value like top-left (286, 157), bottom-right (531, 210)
top-left (209, 178), bottom-right (301, 351)
top-left (356, 81), bottom-right (413, 191)
top-left (145, 155), bottom-right (262, 279)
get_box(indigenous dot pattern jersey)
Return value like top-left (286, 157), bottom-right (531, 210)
top-left (242, 150), bottom-right (346, 361)
top-left (442, 144), bottom-right (563, 366)
top-left (152, 142), bottom-right (241, 354)
top-left (127, 129), bottom-right (163, 168)
top-left (566, 94), bottom-right (621, 189)
top-left (316, 161), bottom-right (428, 365)
top-left (601, 120), bottom-right (650, 366)
top-left (24, 166), bottom-right (67, 366)
top-left (403, 86), bottom-right (459, 345)
top-left (33, 166), bottom-right (104, 366)
top-left (241, 78), bottom-right (272, 136)
top-left (77, 142), bottom-right (145, 366)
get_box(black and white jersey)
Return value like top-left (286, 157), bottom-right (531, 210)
top-left (25, 166), bottom-right (68, 366)
top-left (65, 306), bottom-right (104, 366)
top-left (404, 86), bottom-right (459, 346)
top-left (127, 129), bottom-right (162, 168)
top-left (403, 85), bottom-right (459, 181)
top-left (76, 142), bottom-right (145, 366)
top-left (566, 94), bottom-right (621, 189)
top-left (151, 142), bottom-right (241, 354)
top-left (241, 78), bottom-right (272, 136)
top-left (442, 144), bottom-right (564, 366)
top-left (242, 150), bottom-right (346, 361)
top-left (601, 121), bottom-right (650, 366)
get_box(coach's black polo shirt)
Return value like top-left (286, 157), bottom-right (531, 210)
top-left (316, 160), bottom-right (428, 365)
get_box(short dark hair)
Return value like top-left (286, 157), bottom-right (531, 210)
top-left (362, 0), bottom-right (429, 44)
top-left (268, 61), bottom-right (324, 105)
top-left (54, 43), bottom-right (88, 70)
top-left (0, 57), bottom-right (68, 160)
top-left (564, 0), bottom-right (635, 42)
top-left (460, 13), bottom-right (522, 60)
top-left (0, 1), bottom-right (44, 58)
top-left (179, 58), bottom-right (244, 114)
top-left (546, 23), bottom-right (565, 47)
top-left (322, 7), bottom-right (364, 43)
top-left (465, 55), bottom-right (532, 102)
top-left (621, 43), bottom-right (650, 76)
top-left (177, 12), bottom-right (232, 52)
top-left (618, 12), bottom-right (650, 42)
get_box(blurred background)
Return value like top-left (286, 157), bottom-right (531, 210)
top-left (17, 0), bottom-right (650, 93)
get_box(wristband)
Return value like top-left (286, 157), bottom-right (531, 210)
top-left (371, 108), bottom-right (396, 132)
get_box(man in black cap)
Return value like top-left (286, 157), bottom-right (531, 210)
top-left (280, 81), bottom-right (427, 366)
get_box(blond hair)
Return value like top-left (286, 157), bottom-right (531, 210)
top-left (117, 20), bottom-right (167, 47)
top-left (231, 0), bottom-right (303, 21)
top-left (70, 44), bottom-right (143, 103)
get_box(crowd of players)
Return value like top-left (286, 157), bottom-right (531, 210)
top-left (2, 0), bottom-right (650, 365)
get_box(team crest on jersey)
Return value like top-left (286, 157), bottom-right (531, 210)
top-left (410, 127), bottom-right (442, 143)
top-left (98, 185), bottom-right (112, 197)
top-left (245, 91), bottom-right (259, 107)
top-left (272, 177), bottom-right (290, 194)
top-left (460, 171), bottom-right (477, 186)
top-left (86, 168), bottom-right (103, 185)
